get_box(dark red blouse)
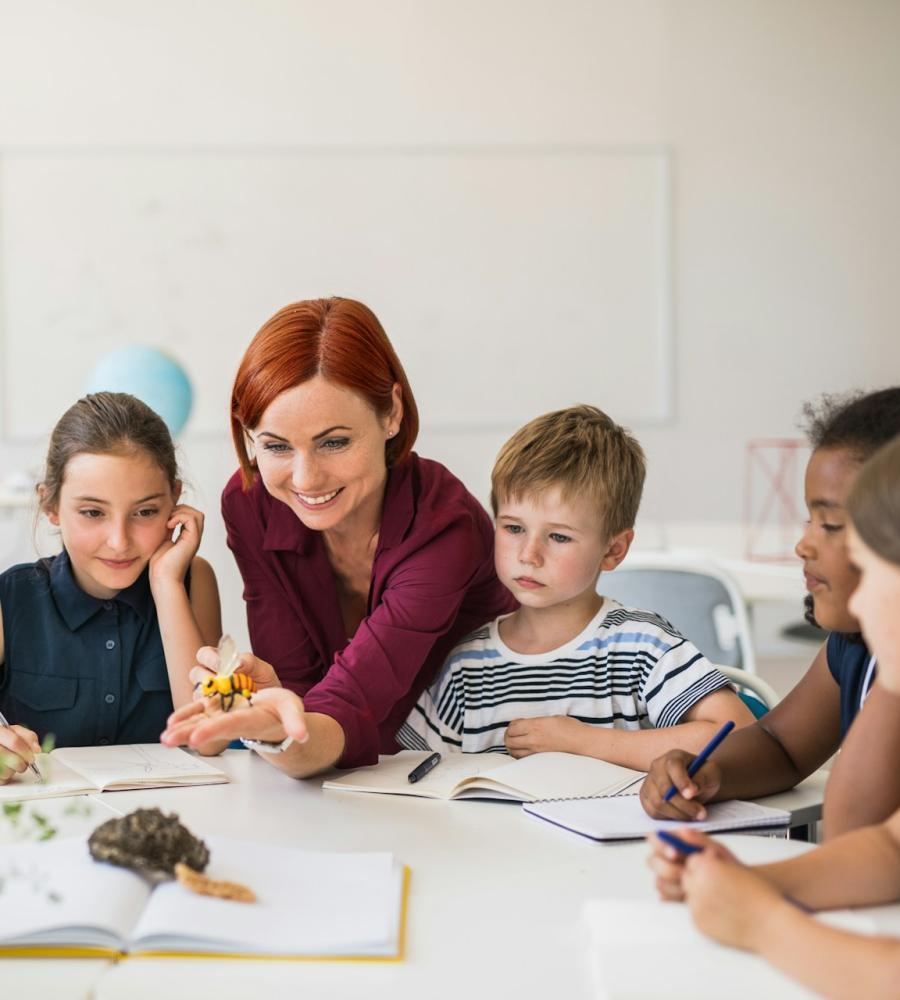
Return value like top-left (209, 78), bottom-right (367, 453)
top-left (222, 454), bottom-right (515, 767)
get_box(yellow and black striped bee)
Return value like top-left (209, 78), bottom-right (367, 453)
top-left (199, 635), bottom-right (257, 713)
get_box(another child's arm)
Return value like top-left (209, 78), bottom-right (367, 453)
top-left (149, 504), bottom-right (222, 708)
top-left (823, 680), bottom-right (900, 838)
top-left (682, 846), bottom-right (900, 1000)
top-left (640, 643), bottom-right (842, 820)
top-left (0, 606), bottom-right (41, 783)
top-left (649, 806), bottom-right (900, 910)
top-left (505, 688), bottom-right (753, 771)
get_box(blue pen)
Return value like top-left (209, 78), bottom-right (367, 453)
top-left (655, 828), bottom-right (814, 914)
top-left (657, 830), bottom-right (701, 854)
top-left (663, 719), bottom-right (735, 803)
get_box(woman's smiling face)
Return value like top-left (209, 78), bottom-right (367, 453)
top-left (250, 375), bottom-right (402, 536)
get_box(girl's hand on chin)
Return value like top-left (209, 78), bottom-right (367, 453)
top-left (149, 505), bottom-right (205, 586)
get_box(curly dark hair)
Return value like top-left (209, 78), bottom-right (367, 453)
top-left (800, 387), bottom-right (900, 461)
top-left (800, 386), bottom-right (900, 631)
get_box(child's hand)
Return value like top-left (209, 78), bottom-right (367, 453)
top-left (639, 749), bottom-right (721, 821)
top-left (149, 505), bottom-right (205, 587)
top-left (682, 851), bottom-right (789, 952)
top-left (0, 724), bottom-right (41, 784)
top-left (504, 715), bottom-right (584, 757)
top-left (645, 828), bottom-right (736, 901)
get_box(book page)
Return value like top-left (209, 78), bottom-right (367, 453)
top-left (53, 744), bottom-right (228, 791)
top-left (0, 837), bottom-right (150, 951)
top-left (0, 755), bottom-right (95, 803)
top-left (323, 750), bottom-right (503, 799)
top-left (525, 794), bottom-right (789, 840)
top-left (132, 838), bottom-right (404, 958)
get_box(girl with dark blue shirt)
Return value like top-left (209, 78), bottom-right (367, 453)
top-left (0, 392), bottom-right (221, 780)
top-left (640, 387), bottom-right (900, 837)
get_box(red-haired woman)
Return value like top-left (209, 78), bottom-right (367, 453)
top-left (162, 298), bottom-right (514, 776)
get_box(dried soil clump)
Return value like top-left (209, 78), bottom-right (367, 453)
top-left (88, 807), bottom-right (209, 876)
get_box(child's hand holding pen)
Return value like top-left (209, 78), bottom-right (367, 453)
top-left (681, 847), bottom-right (795, 954)
top-left (0, 714), bottom-right (42, 784)
top-left (646, 828), bottom-right (736, 901)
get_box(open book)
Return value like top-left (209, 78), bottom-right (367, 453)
top-left (323, 750), bottom-right (644, 802)
top-left (0, 744), bottom-right (229, 803)
top-left (0, 835), bottom-right (409, 961)
top-left (524, 793), bottom-right (790, 841)
top-left (584, 898), bottom-right (883, 1000)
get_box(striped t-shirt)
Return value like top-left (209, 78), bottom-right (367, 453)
top-left (397, 599), bottom-right (731, 754)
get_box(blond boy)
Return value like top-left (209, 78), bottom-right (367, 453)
top-left (398, 405), bottom-right (752, 769)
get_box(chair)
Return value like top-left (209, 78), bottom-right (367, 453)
top-left (601, 553), bottom-right (758, 673)
top-left (717, 664), bottom-right (780, 718)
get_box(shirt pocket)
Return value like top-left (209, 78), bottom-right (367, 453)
top-left (9, 670), bottom-right (78, 712)
top-left (135, 655), bottom-right (171, 694)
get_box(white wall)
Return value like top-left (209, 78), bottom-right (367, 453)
top-left (1, 1), bottom-right (899, 645)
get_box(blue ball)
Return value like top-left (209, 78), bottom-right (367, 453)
top-left (86, 346), bottom-right (193, 437)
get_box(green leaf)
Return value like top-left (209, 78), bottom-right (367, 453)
top-left (2, 803), bottom-right (23, 818)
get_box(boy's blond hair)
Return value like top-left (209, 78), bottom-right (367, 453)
top-left (490, 404), bottom-right (646, 538)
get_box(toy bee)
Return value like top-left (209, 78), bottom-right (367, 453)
top-left (199, 635), bottom-right (257, 713)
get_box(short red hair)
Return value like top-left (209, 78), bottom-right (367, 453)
top-left (231, 298), bottom-right (420, 488)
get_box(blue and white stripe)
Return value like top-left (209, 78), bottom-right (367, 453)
top-left (398, 600), bottom-right (731, 754)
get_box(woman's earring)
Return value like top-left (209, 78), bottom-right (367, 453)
top-left (387, 429), bottom-right (396, 439)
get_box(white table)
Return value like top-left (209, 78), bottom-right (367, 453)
top-left (2, 753), bottom-right (827, 1000)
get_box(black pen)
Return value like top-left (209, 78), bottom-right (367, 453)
top-left (408, 751), bottom-right (441, 784)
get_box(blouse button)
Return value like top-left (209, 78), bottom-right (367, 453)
top-left (105, 639), bottom-right (116, 650)
top-left (98, 738), bottom-right (110, 745)
top-left (104, 693), bottom-right (116, 705)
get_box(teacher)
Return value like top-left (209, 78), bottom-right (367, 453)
top-left (163, 298), bottom-right (514, 775)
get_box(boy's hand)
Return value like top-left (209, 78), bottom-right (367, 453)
top-left (149, 504), bottom-right (205, 587)
top-left (683, 851), bottom-right (788, 952)
top-left (645, 828), bottom-right (736, 901)
top-left (0, 724), bottom-right (41, 784)
top-left (639, 749), bottom-right (721, 821)
top-left (505, 715), bottom-right (584, 757)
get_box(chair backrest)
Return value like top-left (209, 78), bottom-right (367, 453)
top-left (601, 557), bottom-right (757, 674)
top-left (716, 665), bottom-right (780, 716)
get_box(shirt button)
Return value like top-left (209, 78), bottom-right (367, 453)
top-left (103, 601), bottom-right (114, 611)
top-left (104, 693), bottom-right (116, 705)
top-left (98, 738), bottom-right (110, 745)
top-left (105, 639), bottom-right (116, 650)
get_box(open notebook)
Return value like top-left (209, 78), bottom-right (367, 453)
top-left (583, 898), bottom-right (883, 1000)
top-left (0, 835), bottom-right (409, 961)
top-left (323, 750), bottom-right (644, 802)
top-left (524, 794), bottom-right (790, 841)
top-left (0, 744), bottom-right (229, 803)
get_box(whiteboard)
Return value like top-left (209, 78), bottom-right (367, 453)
top-left (0, 148), bottom-right (671, 438)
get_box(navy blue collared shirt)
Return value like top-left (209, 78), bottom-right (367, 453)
top-left (826, 631), bottom-right (875, 738)
top-left (0, 550), bottom-right (177, 747)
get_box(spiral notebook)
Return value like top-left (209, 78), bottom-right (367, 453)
top-left (524, 794), bottom-right (790, 842)
top-left (323, 750), bottom-right (645, 802)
